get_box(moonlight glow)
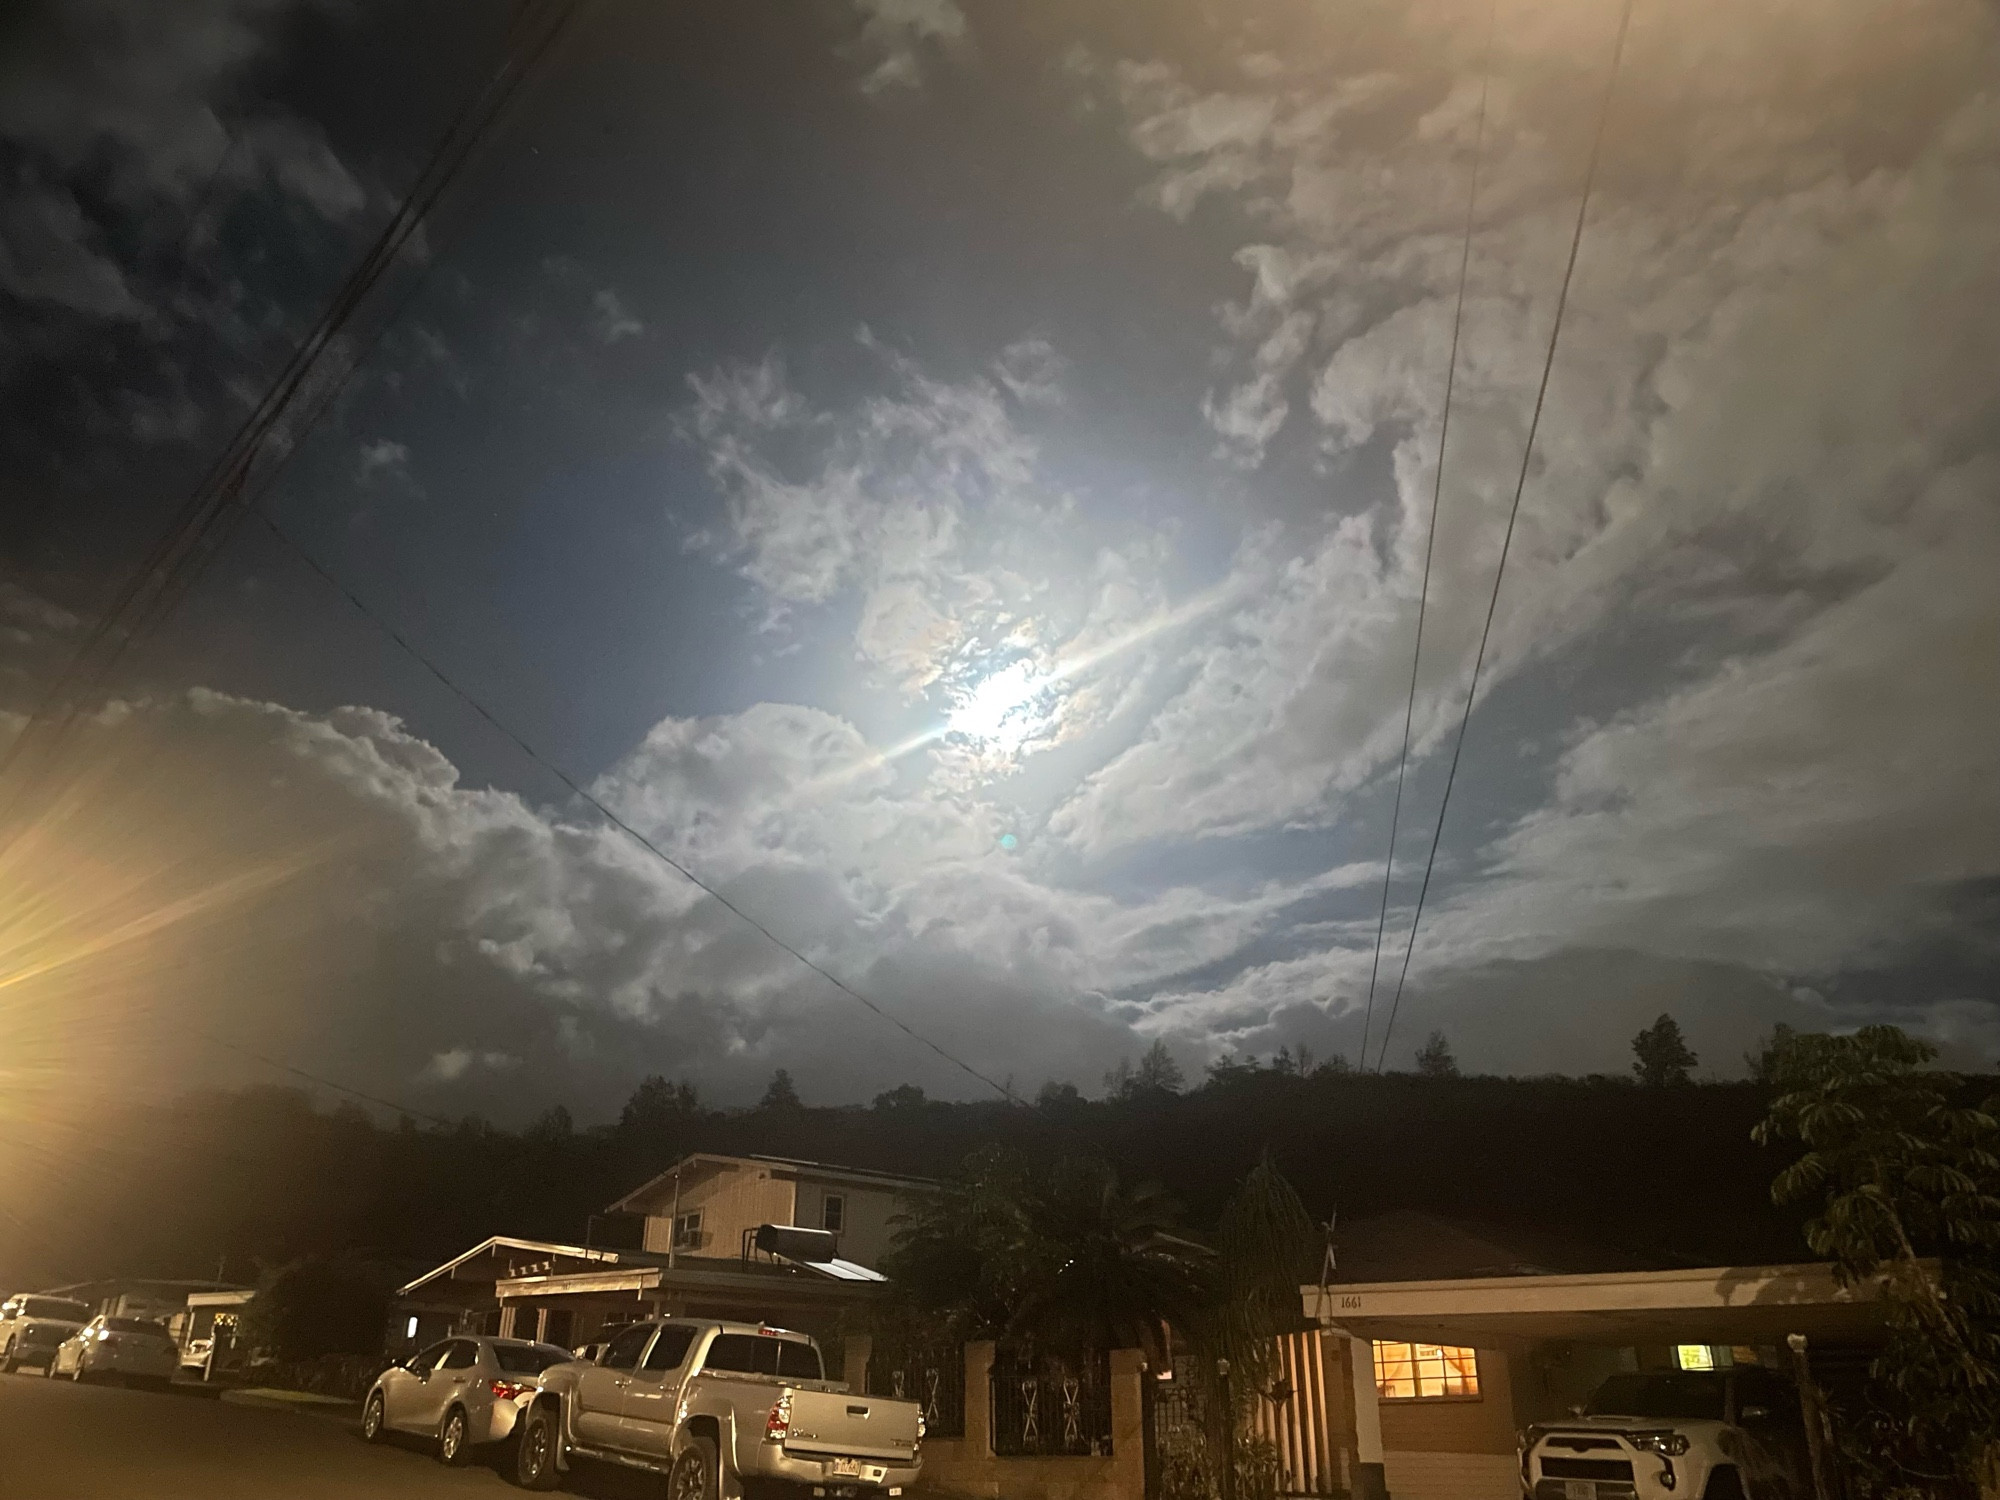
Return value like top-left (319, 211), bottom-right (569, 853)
top-left (945, 660), bottom-right (1054, 749)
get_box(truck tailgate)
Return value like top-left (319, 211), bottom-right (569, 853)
top-left (783, 1391), bottom-right (921, 1462)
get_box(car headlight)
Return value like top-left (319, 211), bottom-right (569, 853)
top-left (95, 1330), bottom-right (112, 1342)
top-left (1626, 1430), bottom-right (1690, 1456)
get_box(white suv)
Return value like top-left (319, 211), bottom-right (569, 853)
top-left (1522, 1367), bottom-right (1806, 1500)
top-left (0, 1295), bottom-right (92, 1374)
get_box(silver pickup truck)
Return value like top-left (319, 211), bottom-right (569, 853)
top-left (515, 1318), bottom-right (923, 1499)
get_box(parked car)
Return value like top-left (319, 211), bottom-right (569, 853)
top-left (362, 1336), bottom-right (573, 1465)
top-left (1521, 1366), bottom-right (1807, 1500)
top-left (0, 1294), bottom-right (92, 1374)
top-left (48, 1316), bottom-right (179, 1387)
top-left (514, 1319), bottom-right (923, 1497)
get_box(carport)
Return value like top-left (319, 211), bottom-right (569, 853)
top-left (1299, 1260), bottom-right (1907, 1500)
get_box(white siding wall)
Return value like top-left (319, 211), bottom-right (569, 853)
top-left (1382, 1451), bottom-right (1519, 1500)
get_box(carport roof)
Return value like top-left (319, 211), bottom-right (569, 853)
top-left (1300, 1261), bottom-right (1919, 1347)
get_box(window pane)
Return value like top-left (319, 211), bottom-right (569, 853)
top-left (645, 1327), bottom-right (697, 1372)
top-left (1373, 1341), bottom-right (1476, 1400)
top-left (704, 1334), bottom-right (759, 1373)
top-left (604, 1325), bottom-right (654, 1371)
top-left (777, 1340), bottom-right (823, 1380)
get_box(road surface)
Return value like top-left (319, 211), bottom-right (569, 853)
top-left (0, 1369), bottom-right (659, 1498)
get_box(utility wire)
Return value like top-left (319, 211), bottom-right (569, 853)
top-left (200, 1031), bottom-right (460, 1128)
top-left (249, 508), bottom-right (1024, 1106)
top-left (1373, 0), bottom-right (1637, 1073)
top-left (1357, 0), bottom-right (1497, 1075)
top-left (0, 0), bottom-right (584, 809)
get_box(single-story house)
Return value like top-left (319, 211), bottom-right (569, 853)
top-left (1290, 1212), bottom-right (1911, 1500)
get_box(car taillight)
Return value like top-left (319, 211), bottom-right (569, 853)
top-left (766, 1393), bottom-right (791, 1442)
top-left (491, 1379), bottom-right (531, 1400)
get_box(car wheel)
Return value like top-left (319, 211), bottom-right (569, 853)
top-left (71, 1358), bottom-right (86, 1382)
top-left (1, 1341), bottom-right (15, 1375)
top-left (439, 1405), bottom-right (471, 1466)
top-left (1703, 1467), bottom-right (1747, 1500)
top-left (671, 1435), bottom-right (719, 1500)
top-left (362, 1391), bottom-right (387, 1443)
top-left (515, 1404), bottom-right (563, 1491)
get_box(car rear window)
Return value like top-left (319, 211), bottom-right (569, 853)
top-left (777, 1340), bottom-right (822, 1380)
top-left (104, 1318), bottom-right (168, 1336)
top-left (22, 1299), bottom-right (90, 1322)
top-left (703, 1333), bottom-right (818, 1378)
top-left (494, 1344), bottom-right (570, 1375)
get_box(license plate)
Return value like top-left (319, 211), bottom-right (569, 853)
top-left (829, 1459), bottom-right (863, 1478)
top-left (1564, 1482), bottom-right (1596, 1500)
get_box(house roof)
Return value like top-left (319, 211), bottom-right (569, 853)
top-left (606, 1152), bottom-right (935, 1215)
top-left (1326, 1209), bottom-right (1679, 1284)
top-left (398, 1235), bottom-right (888, 1301)
top-left (1301, 1259), bottom-right (1914, 1347)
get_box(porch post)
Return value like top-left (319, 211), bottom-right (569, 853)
top-left (1344, 1335), bottom-right (1388, 1500)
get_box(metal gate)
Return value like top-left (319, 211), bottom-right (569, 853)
top-left (1249, 1329), bottom-right (1340, 1497)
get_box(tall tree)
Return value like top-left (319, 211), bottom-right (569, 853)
top-left (1414, 1031), bottom-right (1459, 1079)
top-left (1632, 1013), bottom-right (1698, 1085)
top-left (1755, 1026), bottom-right (2000, 1495)
top-left (1108, 1039), bottom-right (1187, 1099)
top-left (619, 1075), bottom-right (700, 1135)
top-left (759, 1069), bottom-right (802, 1110)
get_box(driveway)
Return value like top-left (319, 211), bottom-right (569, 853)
top-left (0, 1370), bottom-right (661, 1498)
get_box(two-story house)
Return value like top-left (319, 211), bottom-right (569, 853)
top-left (393, 1153), bottom-right (932, 1374)
top-left (605, 1152), bottom-right (915, 1269)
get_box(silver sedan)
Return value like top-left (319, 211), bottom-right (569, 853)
top-left (49, 1316), bottom-right (179, 1386)
top-left (362, 1335), bottom-right (572, 1465)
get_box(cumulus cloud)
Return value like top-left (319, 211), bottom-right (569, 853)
top-left (846, 0), bottom-right (969, 96)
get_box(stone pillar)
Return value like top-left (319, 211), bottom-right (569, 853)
top-left (1110, 1349), bottom-right (1148, 1500)
top-left (964, 1340), bottom-right (996, 1458)
top-left (844, 1333), bottom-right (874, 1393)
top-left (1344, 1335), bottom-right (1389, 1500)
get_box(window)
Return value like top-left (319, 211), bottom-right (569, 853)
top-left (777, 1340), bottom-right (823, 1380)
top-left (702, 1332), bottom-right (811, 1377)
top-left (644, 1326), bottom-right (698, 1371)
top-left (495, 1344), bottom-right (570, 1376)
top-left (822, 1194), bottom-right (846, 1233)
top-left (405, 1315), bottom-right (420, 1340)
top-left (703, 1333), bottom-right (762, 1373)
top-left (407, 1341), bottom-right (451, 1375)
top-left (21, 1298), bottom-right (90, 1323)
top-left (1373, 1342), bottom-right (1479, 1400)
top-left (673, 1210), bottom-right (703, 1250)
top-left (440, 1340), bottom-right (479, 1370)
top-left (603, 1324), bottom-right (655, 1371)
top-left (1676, 1344), bottom-right (1716, 1371)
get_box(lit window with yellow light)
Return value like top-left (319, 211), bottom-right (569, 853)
top-left (1372, 1342), bottom-right (1480, 1400)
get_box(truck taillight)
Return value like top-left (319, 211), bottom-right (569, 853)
top-left (766, 1393), bottom-right (792, 1442)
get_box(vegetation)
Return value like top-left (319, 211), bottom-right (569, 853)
top-left (1632, 1012), bottom-right (1699, 1085)
top-left (1756, 1026), bottom-right (2000, 1497)
top-left (1414, 1031), bottom-right (1459, 1078)
top-left (239, 1256), bottom-right (391, 1361)
top-left (0, 1063), bottom-right (1813, 1293)
top-left (882, 1147), bottom-right (1315, 1500)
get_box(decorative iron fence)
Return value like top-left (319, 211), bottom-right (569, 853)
top-left (991, 1345), bottom-right (1114, 1457)
top-left (866, 1341), bottom-right (966, 1439)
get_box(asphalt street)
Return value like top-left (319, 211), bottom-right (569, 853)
top-left (0, 1370), bottom-right (659, 1499)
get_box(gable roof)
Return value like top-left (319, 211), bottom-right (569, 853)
top-left (1326, 1209), bottom-right (1678, 1284)
top-left (606, 1152), bottom-right (934, 1215)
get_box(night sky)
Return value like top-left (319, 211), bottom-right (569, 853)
top-left (3, 0), bottom-right (1997, 1121)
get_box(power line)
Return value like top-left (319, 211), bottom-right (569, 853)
top-left (1357, 0), bottom-right (1497, 1075)
top-left (248, 508), bottom-right (1023, 1106)
top-left (1373, 0), bottom-right (1637, 1072)
top-left (0, 0), bottom-right (586, 813)
top-left (199, 1032), bottom-right (459, 1128)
